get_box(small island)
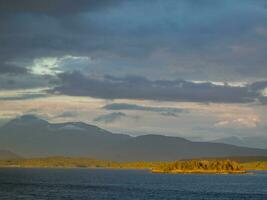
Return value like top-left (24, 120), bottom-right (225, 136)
top-left (151, 160), bottom-right (247, 174)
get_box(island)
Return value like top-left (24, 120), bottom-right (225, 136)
top-left (151, 160), bottom-right (247, 174)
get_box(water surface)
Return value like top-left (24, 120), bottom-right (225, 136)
top-left (0, 168), bottom-right (266, 200)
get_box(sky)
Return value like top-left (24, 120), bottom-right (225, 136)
top-left (0, 0), bottom-right (267, 140)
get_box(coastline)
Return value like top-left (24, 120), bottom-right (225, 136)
top-left (0, 166), bottom-right (249, 174)
top-left (1, 158), bottom-right (266, 174)
top-left (151, 169), bottom-right (248, 174)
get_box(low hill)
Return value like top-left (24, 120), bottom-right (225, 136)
top-left (0, 150), bottom-right (21, 160)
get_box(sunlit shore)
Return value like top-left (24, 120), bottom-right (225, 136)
top-left (151, 169), bottom-right (247, 174)
top-left (1, 157), bottom-right (266, 174)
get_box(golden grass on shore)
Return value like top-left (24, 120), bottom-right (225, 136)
top-left (151, 160), bottom-right (247, 174)
top-left (241, 161), bottom-right (267, 170)
top-left (0, 157), bottom-right (266, 174)
top-left (151, 169), bottom-right (247, 174)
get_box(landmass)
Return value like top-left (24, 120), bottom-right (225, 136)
top-left (0, 156), bottom-right (266, 174)
top-left (151, 160), bottom-right (246, 174)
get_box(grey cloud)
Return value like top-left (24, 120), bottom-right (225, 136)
top-left (258, 96), bottom-right (267, 104)
top-left (103, 103), bottom-right (185, 116)
top-left (56, 111), bottom-right (77, 118)
top-left (160, 112), bottom-right (179, 117)
top-left (0, 74), bottom-right (54, 90)
top-left (93, 112), bottom-right (126, 123)
top-left (0, 93), bottom-right (47, 101)
top-left (0, 0), bottom-right (267, 81)
top-left (0, 63), bottom-right (28, 74)
top-left (0, 0), bottom-right (121, 15)
top-left (249, 81), bottom-right (267, 91)
top-left (53, 71), bottom-right (265, 103)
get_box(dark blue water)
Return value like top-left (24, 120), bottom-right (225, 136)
top-left (0, 168), bottom-right (267, 200)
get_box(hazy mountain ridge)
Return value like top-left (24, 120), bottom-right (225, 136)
top-left (0, 150), bottom-right (21, 160)
top-left (0, 115), bottom-right (266, 162)
top-left (211, 136), bottom-right (267, 150)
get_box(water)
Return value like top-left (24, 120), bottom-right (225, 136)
top-left (0, 168), bottom-right (267, 200)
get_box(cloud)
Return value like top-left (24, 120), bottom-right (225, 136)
top-left (258, 96), bottom-right (267, 104)
top-left (0, 93), bottom-right (47, 101)
top-left (159, 112), bottom-right (179, 117)
top-left (93, 112), bottom-right (126, 123)
top-left (0, 74), bottom-right (54, 90)
top-left (256, 27), bottom-right (267, 37)
top-left (249, 81), bottom-right (267, 91)
top-left (0, 0), bottom-right (121, 15)
top-left (214, 115), bottom-right (260, 128)
top-left (103, 103), bottom-right (185, 117)
top-left (52, 71), bottom-right (266, 103)
top-left (29, 55), bottom-right (92, 75)
top-left (0, 0), bottom-right (267, 81)
top-left (55, 111), bottom-right (78, 118)
top-left (0, 87), bottom-right (49, 101)
top-left (0, 63), bottom-right (28, 74)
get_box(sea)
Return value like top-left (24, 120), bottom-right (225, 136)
top-left (0, 168), bottom-right (266, 200)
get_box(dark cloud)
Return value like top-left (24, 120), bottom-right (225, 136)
top-left (103, 103), bottom-right (185, 116)
top-left (0, 74), bottom-right (54, 90)
top-left (249, 81), bottom-right (267, 91)
top-left (0, 0), bottom-right (121, 15)
top-left (0, 0), bottom-right (267, 81)
top-left (93, 112), bottom-right (126, 123)
top-left (0, 93), bottom-right (47, 101)
top-left (0, 0), bottom-right (121, 63)
top-left (0, 63), bottom-right (28, 74)
top-left (258, 96), bottom-right (267, 105)
top-left (52, 71), bottom-right (266, 103)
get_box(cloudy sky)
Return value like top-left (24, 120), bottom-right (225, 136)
top-left (0, 0), bottom-right (267, 140)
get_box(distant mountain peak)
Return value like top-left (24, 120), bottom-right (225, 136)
top-left (0, 150), bottom-right (21, 160)
top-left (4, 115), bottom-right (49, 128)
top-left (15, 115), bottom-right (47, 123)
top-left (53, 124), bottom-right (87, 131)
top-left (136, 134), bottom-right (190, 141)
top-left (211, 136), bottom-right (246, 147)
top-left (19, 115), bottom-right (41, 121)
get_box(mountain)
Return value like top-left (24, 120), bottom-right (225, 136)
top-left (0, 150), bottom-right (21, 160)
top-left (211, 136), bottom-right (267, 150)
top-left (211, 136), bottom-right (247, 147)
top-left (0, 115), bottom-right (131, 158)
top-left (103, 135), bottom-right (267, 161)
top-left (0, 115), bottom-right (267, 161)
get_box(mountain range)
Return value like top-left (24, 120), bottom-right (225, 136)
top-left (0, 150), bottom-right (21, 160)
top-left (211, 136), bottom-right (267, 150)
top-left (0, 115), bottom-right (266, 162)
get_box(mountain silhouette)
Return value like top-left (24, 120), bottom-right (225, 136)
top-left (0, 115), bottom-right (266, 161)
top-left (0, 150), bottom-right (21, 160)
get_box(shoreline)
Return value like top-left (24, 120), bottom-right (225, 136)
top-left (151, 169), bottom-right (249, 174)
top-left (0, 165), bottom-right (254, 174)
top-left (0, 165), bottom-right (151, 170)
top-left (1, 158), bottom-right (267, 174)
